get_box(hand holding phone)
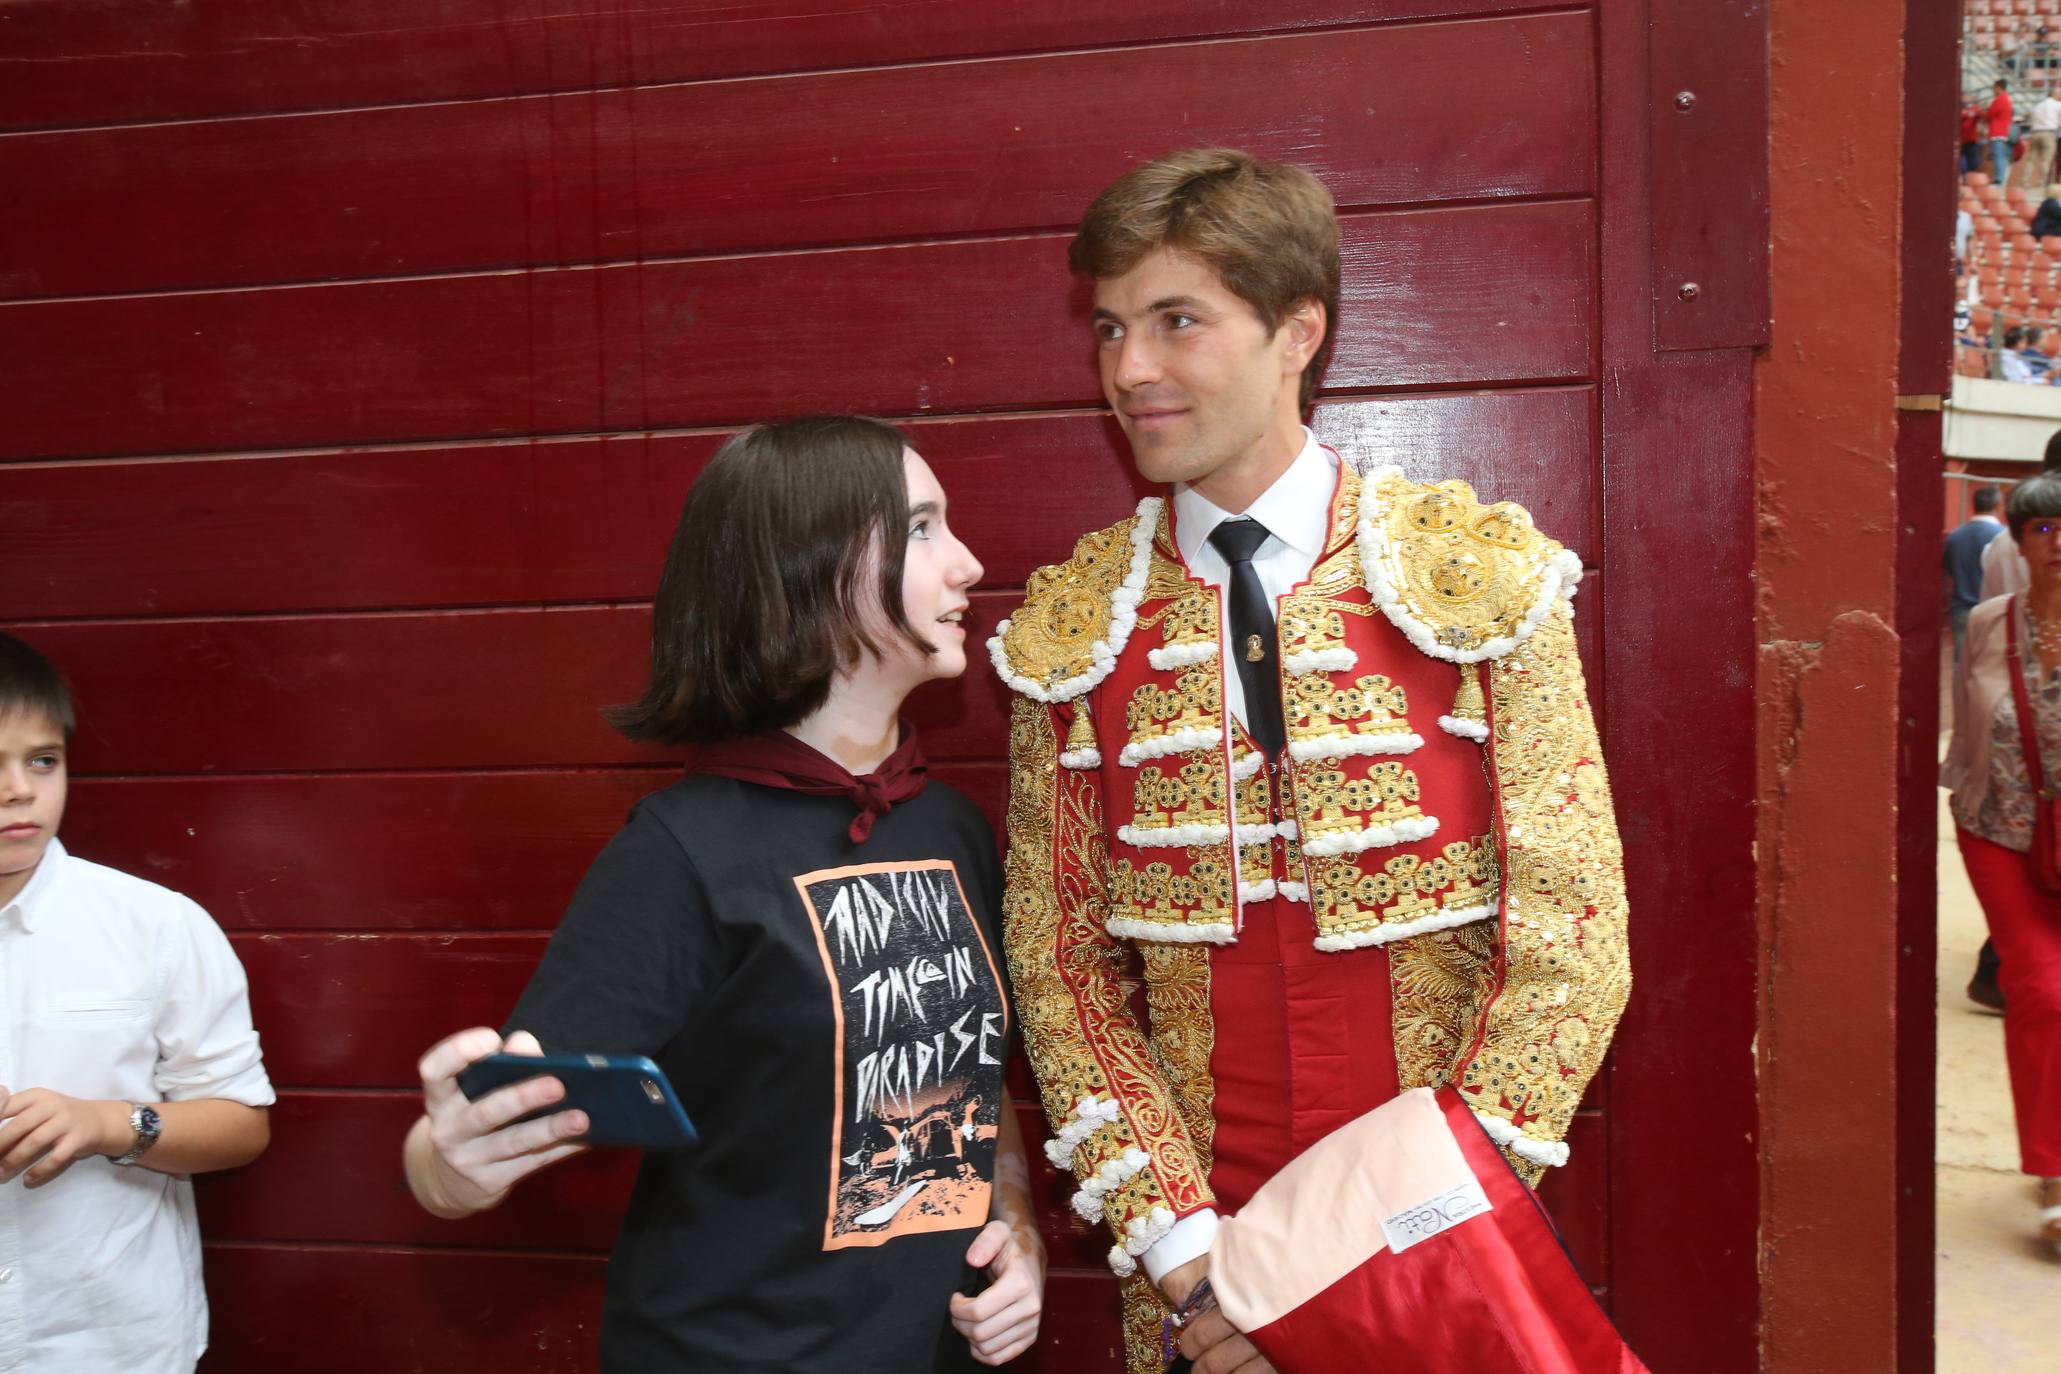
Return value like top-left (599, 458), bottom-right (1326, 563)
top-left (456, 1052), bottom-right (698, 1152)
top-left (411, 1027), bottom-right (593, 1218)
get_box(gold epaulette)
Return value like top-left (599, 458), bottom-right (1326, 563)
top-left (1355, 467), bottom-right (1583, 664)
top-left (989, 497), bottom-right (1162, 703)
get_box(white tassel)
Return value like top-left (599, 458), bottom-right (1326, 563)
top-left (1148, 642), bottom-right (1219, 671)
top-left (1287, 730), bottom-right (1424, 762)
top-left (1298, 813), bottom-right (1440, 858)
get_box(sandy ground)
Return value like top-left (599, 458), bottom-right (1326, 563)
top-left (1935, 785), bottom-right (2060, 1369)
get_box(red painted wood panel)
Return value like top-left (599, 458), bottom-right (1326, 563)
top-left (13, 596), bottom-right (1001, 773)
top-left (62, 763), bottom-right (1008, 931)
top-left (0, 392), bottom-right (1595, 619)
top-left (1594, 0), bottom-right (1760, 1360)
top-left (0, 15), bottom-right (1594, 300)
top-left (0, 0), bottom-right (1561, 132)
top-left (198, 1243), bottom-right (1122, 1374)
top-left (198, 1244), bottom-right (606, 1373)
top-left (0, 203), bottom-right (1596, 462)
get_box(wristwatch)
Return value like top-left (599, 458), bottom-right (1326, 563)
top-left (112, 1103), bottom-right (162, 1166)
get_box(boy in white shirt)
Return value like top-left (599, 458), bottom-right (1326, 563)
top-left (0, 633), bottom-right (273, 1373)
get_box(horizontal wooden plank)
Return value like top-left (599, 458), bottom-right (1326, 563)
top-left (195, 1089), bottom-right (1116, 1273)
top-left (0, 392), bottom-right (1595, 619)
top-left (63, 763), bottom-right (1009, 932)
top-left (0, 203), bottom-right (1595, 461)
top-left (197, 1240), bottom-right (1123, 1373)
top-left (198, 1244), bottom-right (604, 1373)
top-left (0, 16), bottom-right (1594, 299)
top-left (0, 0), bottom-right (1560, 132)
top-left (198, 1091), bottom-right (628, 1252)
top-left (14, 594), bottom-right (1009, 774)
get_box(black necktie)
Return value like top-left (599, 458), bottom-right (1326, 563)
top-left (1208, 517), bottom-right (1286, 757)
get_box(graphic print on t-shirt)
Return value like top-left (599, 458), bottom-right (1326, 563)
top-left (794, 860), bottom-right (1008, 1251)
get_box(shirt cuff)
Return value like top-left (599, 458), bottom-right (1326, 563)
top-left (1142, 1207), bottom-right (1221, 1285)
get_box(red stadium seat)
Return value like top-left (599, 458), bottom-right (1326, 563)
top-left (1968, 169), bottom-right (1994, 189)
top-left (1974, 305), bottom-right (1998, 334)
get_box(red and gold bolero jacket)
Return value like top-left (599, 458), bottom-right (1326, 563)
top-left (993, 462), bottom-right (1630, 1276)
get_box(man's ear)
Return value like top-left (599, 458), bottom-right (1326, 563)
top-left (1281, 297), bottom-right (1328, 376)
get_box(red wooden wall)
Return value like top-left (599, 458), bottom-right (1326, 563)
top-left (0, 3), bottom-right (1762, 1369)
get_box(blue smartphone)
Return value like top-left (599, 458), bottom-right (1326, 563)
top-left (456, 1052), bottom-right (698, 1151)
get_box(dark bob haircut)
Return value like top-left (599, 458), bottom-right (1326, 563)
top-left (608, 415), bottom-right (928, 744)
top-left (0, 633), bottom-right (76, 740)
top-left (2008, 471), bottom-right (2061, 541)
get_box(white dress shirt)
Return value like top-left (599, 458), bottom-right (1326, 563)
top-left (2032, 96), bottom-right (2061, 134)
top-left (0, 839), bottom-right (273, 1374)
top-left (1172, 429), bottom-right (1340, 732)
top-left (1143, 429), bottom-right (1336, 1284)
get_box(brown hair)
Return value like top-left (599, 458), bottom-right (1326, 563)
top-left (1069, 148), bottom-right (1342, 408)
top-left (0, 633), bottom-right (75, 741)
top-left (608, 416), bottom-right (927, 744)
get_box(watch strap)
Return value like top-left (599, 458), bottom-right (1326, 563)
top-left (112, 1102), bottom-right (162, 1166)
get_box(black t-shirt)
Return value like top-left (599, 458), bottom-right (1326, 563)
top-left (506, 776), bottom-right (1013, 1373)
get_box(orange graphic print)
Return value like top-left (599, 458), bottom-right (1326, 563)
top-left (794, 860), bottom-right (1008, 1251)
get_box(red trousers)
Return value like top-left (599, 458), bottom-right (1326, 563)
top-left (1957, 827), bottom-right (2061, 1176)
top-left (1204, 891), bottom-right (1402, 1211)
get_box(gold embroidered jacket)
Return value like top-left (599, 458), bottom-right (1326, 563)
top-left (993, 463), bottom-right (1630, 1277)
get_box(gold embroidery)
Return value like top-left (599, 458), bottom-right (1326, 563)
top-left (1064, 701), bottom-right (1098, 758)
top-left (1366, 472), bottom-right (1559, 656)
top-left (1124, 665), bottom-right (1223, 757)
top-left (1159, 592), bottom-right (1216, 655)
top-left (1285, 671), bottom-right (1413, 746)
top-left (1278, 605), bottom-right (1349, 663)
top-left (1306, 833), bottom-right (1498, 943)
top-left (1121, 1272), bottom-right (1173, 1374)
top-left (1129, 758), bottom-right (1226, 832)
top-left (1449, 668), bottom-right (1487, 730)
top-left (1454, 600), bottom-right (1630, 1166)
top-left (1299, 761), bottom-right (1425, 848)
top-left (1391, 919), bottom-right (1501, 1088)
top-left (1140, 942), bottom-right (1216, 1168)
top-left (1002, 696), bottom-right (1216, 1254)
top-left (996, 517), bottom-right (1143, 694)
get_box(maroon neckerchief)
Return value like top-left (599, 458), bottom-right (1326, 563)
top-left (688, 724), bottom-right (928, 844)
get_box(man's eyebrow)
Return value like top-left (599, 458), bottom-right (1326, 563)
top-left (1146, 294), bottom-right (1209, 314)
top-left (908, 499), bottom-right (943, 519)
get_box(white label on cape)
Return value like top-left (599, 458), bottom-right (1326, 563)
top-left (1379, 1179), bottom-right (1494, 1255)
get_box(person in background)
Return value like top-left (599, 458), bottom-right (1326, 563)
top-left (2032, 186), bottom-right (2061, 240)
top-left (2002, 326), bottom-right (2039, 382)
top-left (2025, 87), bottom-right (2061, 188)
top-left (1967, 99), bottom-right (1991, 176)
top-left (2026, 326), bottom-right (2052, 381)
top-left (0, 633), bottom-right (274, 1374)
top-left (1992, 79), bottom-right (2019, 187)
top-left (1969, 434), bottom-right (2061, 1012)
top-left (1942, 473), bottom-right (2061, 1256)
top-left (404, 416), bottom-right (1043, 1372)
top-left (1950, 486), bottom-right (2010, 665)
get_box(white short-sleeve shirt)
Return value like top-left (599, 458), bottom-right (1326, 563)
top-left (0, 839), bottom-right (274, 1374)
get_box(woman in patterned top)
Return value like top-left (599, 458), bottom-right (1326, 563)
top-left (1945, 470), bottom-right (2061, 1254)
